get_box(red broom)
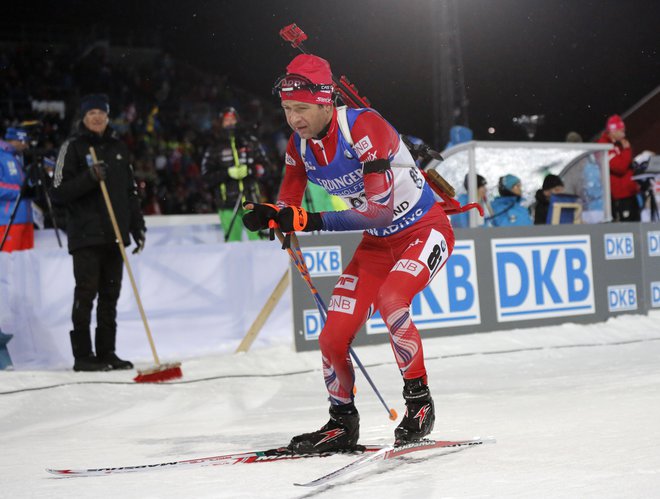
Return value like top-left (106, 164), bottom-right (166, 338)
top-left (90, 147), bottom-right (182, 383)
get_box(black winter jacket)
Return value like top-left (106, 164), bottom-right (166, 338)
top-left (53, 123), bottom-right (145, 253)
top-left (201, 128), bottom-right (269, 210)
top-left (534, 189), bottom-right (550, 225)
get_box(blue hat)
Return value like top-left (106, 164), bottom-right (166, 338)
top-left (501, 174), bottom-right (521, 191)
top-left (80, 94), bottom-right (110, 115)
top-left (4, 127), bottom-right (28, 142)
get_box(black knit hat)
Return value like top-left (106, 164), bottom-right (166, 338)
top-left (542, 174), bottom-right (564, 191)
top-left (463, 174), bottom-right (487, 191)
top-left (80, 94), bottom-right (110, 115)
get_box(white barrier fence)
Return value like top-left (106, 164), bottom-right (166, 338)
top-left (0, 218), bottom-right (291, 370)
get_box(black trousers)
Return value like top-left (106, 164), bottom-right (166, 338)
top-left (70, 243), bottom-right (123, 357)
top-left (612, 196), bottom-right (641, 222)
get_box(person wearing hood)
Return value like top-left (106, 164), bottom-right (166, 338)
top-left (533, 174), bottom-right (565, 225)
top-left (201, 107), bottom-right (272, 242)
top-left (0, 127), bottom-right (33, 252)
top-left (597, 114), bottom-right (640, 221)
top-left (53, 94), bottom-right (145, 372)
top-left (489, 174), bottom-right (533, 227)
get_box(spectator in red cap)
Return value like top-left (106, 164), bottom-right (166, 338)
top-left (243, 53), bottom-right (455, 453)
top-left (597, 114), bottom-right (640, 221)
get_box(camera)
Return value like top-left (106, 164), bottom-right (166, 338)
top-left (632, 151), bottom-right (660, 222)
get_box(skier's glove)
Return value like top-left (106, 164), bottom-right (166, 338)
top-left (242, 203), bottom-right (280, 232)
top-left (276, 206), bottom-right (323, 233)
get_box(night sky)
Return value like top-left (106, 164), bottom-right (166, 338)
top-left (7, 0), bottom-right (660, 144)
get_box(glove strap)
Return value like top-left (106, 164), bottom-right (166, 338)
top-left (290, 206), bottom-right (308, 231)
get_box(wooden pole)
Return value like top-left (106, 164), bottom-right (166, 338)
top-left (235, 269), bottom-right (290, 353)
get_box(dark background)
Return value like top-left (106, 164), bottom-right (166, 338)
top-left (4, 0), bottom-right (659, 144)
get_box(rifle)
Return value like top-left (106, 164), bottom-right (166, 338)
top-left (279, 24), bottom-right (482, 217)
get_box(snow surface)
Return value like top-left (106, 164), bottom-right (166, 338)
top-left (2, 312), bottom-right (660, 498)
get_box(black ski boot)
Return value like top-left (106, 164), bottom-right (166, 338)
top-left (70, 330), bottom-right (111, 372)
top-left (288, 402), bottom-right (360, 454)
top-left (394, 377), bottom-right (435, 445)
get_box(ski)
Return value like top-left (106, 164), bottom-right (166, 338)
top-left (45, 444), bottom-right (383, 477)
top-left (294, 436), bottom-right (496, 487)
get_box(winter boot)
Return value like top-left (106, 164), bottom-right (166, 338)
top-left (70, 330), bottom-right (111, 372)
top-left (95, 328), bottom-right (132, 370)
top-left (73, 355), bottom-right (112, 372)
top-left (288, 402), bottom-right (360, 454)
top-left (98, 352), bottom-right (133, 370)
top-left (394, 377), bottom-right (435, 445)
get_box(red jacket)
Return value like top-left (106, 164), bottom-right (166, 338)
top-left (597, 133), bottom-right (638, 200)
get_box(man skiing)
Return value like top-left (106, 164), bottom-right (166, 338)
top-left (243, 54), bottom-right (455, 453)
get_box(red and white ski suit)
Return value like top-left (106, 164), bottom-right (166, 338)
top-left (279, 107), bottom-right (454, 405)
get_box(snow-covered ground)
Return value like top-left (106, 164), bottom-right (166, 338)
top-left (2, 312), bottom-right (660, 498)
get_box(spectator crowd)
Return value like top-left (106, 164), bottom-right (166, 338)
top-left (0, 39), bottom-right (287, 225)
top-left (1, 38), bottom-right (655, 237)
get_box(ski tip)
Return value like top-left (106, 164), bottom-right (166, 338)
top-left (46, 469), bottom-right (71, 476)
top-left (475, 435), bottom-right (497, 444)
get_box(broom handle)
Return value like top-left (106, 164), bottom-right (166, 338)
top-left (89, 147), bottom-right (161, 366)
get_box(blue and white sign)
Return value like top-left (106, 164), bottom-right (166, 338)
top-left (607, 284), bottom-right (638, 312)
top-left (604, 233), bottom-right (634, 260)
top-left (303, 246), bottom-right (343, 277)
top-left (366, 241), bottom-right (481, 334)
top-left (648, 231), bottom-right (660, 257)
top-left (651, 282), bottom-right (660, 308)
top-left (491, 236), bottom-right (595, 322)
top-left (303, 309), bottom-right (324, 340)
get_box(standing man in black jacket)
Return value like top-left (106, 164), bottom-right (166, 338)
top-left (53, 94), bottom-right (146, 372)
top-left (201, 107), bottom-right (271, 241)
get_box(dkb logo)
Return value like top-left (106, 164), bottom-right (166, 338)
top-left (604, 233), bottom-right (634, 260)
top-left (651, 282), bottom-right (660, 308)
top-left (607, 284), bottom-right (637, 312)
top-left (648, 231), bottom-right (660, 257)
top-left (303, 309), bottom-right (323, 340)
top-left (303, 246), bottom-right (343, 277)
top-left (491, 236), bottom-right (595, 322)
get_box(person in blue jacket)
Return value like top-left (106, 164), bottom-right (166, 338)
top-left (489, 174), bottom-right (533, 227)
top-left (0, 127), bottom-right (33, 252)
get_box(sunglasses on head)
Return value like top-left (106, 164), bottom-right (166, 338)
top-left (272, 74), bottom-right (334, 96)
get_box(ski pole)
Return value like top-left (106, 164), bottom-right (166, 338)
top-left (276, 229), bottom-right (397, 421)
top-left (0, 187), bottom-right (24, 251)
top-left (224, 189), bottom-right (244, 242)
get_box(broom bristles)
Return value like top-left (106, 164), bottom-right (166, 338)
top-left (133, 362), bottom-right (183, 383)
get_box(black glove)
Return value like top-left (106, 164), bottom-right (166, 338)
top-left (276, 206), bottom-right (324, 233)
top-left (242, 203), bottom-right (279, 232)
top-left (131, 228), bottom-right (146, 254)
top-left (89, 161), bottom-right (108, 182)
